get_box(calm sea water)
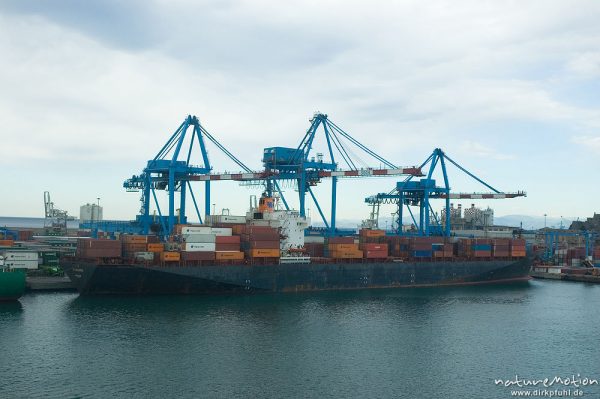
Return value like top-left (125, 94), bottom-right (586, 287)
top-left (1, 280), bottom-right (600, 399)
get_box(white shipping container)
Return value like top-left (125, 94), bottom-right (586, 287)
top-left (183, 243), bottom-right (216, 252)
top-left (2, 251), bottom-right (39, 261)
top-left (5, 260), bottom-right (38, 269)
top-left (181, 226), bottom-right (212, 235)
top-left (182, 234), bottom-right (216, 243)
top-left (134, 252), bottom-right (154, 261)
top-left (219, 215), bottom-right (246, 224)
top-left (211, 228), bottom-right (232, 236)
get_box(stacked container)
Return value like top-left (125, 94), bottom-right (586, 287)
top-left (181, 227), bottom-right (216, 262)
top-left (2, 251), bottom-right (39, 269)
top-left (510, 239), bottom-right (526, 257)
top-left (327, 237), bottom-right (362, 259)
top-left (359, 243), bottom-right (389, 259)
top-left (492, 239), bottom-right (511, 257)
top-left (121, 235), bottom-right (159, 259)
top-left (241, 226), bottom-right (280, 259)
top-left (0, 239), bottom-right (15, 247)
top-left (387, 237), bottom-right (410, 258)
top-left (214, 228), bottom-right (244, 261)
top-left (433, 243), bottom-right (454, 258)
top-left (303, 242), bottom-right (325, 257)
top-left (77, 238), bottom-right (122, 258)
top-left (358, 229), bottom-right (386, 243)
top-left (410, 237), bottom-right (445, 258)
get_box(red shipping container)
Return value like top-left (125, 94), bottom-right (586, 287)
top-left (327, 237), bottom-right (354, 244)
top-left (216, 243), bottom-right (240, 251)
top-left (364, 250), bottom-right (388, 258)
top-left (243, 226), bottom-right (278, 234)
top-left (360, 243), bottom-right (388, 251)
top-left (249, 240), bottom-right (280, 249)
top-left (181, 251), bottom-right (215, 261)
top-left (215, 235), bottom-right (241, 244)
top-left (242, 232), bottom-right (280, 241)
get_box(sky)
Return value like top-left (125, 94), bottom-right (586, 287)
top-left (0, 0), bottom-right (599, 226)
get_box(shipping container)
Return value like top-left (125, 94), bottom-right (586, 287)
top-left (215, 235), bottom-right (240, 244)
top-left (211, 227), bottom-right (232, 236)
top-left (4, 260), bottom-right (38, 269)
top-left (215, 251), bottom-right (244, 260)
top-left (364, 250), bottom-right (388, 259)
top-left (215, 243), bottom-right (240, 251)
top-left (249, 249), bottom-right (280, 258)
top-left (181, 226), bottom-right (212, 235)
top-left (326, 237), bottom-right (354, 245)
top-left (160, 252), bottom-right (181, 262)
top-left (412, 250), bottom-right (433, 258)
top-left (0, 239), bottom-right (15, 247)
top-left (330, 250), bottom-right (363, 259)
top-left (359, 243), bottom-right (388, 252)
top-left (183, 243), bottom-right (216, 252)
top-left (147, 243), bottom-right (165, 253)
top-left (2, 251), bottom-right (38, 261)
top-left (359, 229), bottom-right (385, 238)
top-left (181, 251), bottom-right (215, 261)
top-left (182, 234), bottom-right (216, 243)
top-left (328, 243), bottom-right (359, 251)
top-left (133, 252), bottom-right (154, 261)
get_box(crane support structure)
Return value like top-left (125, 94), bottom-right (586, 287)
top-left (257, 113), bottom-right (422, 234)
top-left (120, 113), bottom-right (421, 238)
top-left (365, 148), bottom-right (526, 236)
top-left (123, 115), bottom-right (251, 236)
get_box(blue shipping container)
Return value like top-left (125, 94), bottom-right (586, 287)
top-left (413, 250), bottom-right (433, 258)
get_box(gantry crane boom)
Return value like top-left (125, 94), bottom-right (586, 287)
top-left (365, 148), bottom-right (526, 236)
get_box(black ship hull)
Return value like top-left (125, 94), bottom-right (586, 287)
top-left (62, 258), bottom-right (532, 295)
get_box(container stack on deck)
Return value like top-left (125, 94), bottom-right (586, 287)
top-left (241, 226), bottom-right (280, 259)
top-left (358, 229), bottom-right (388, 259)
top-left (511, 239), bottom-right (526, 257)
top-left (326, 237), bottom-right (362, 259)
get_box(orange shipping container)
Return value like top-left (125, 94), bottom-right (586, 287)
top-left (360, 229), bottom-right (385, 237)
top-left (328, 243), bottom-right (358, 251)
top-left (160, 251), bottom-right (181, 262)
top-left (216, 251), bottom-right (245, 260)
top-left (0, 239), bottom-right (15, 247)
top-left (249, 249), bottom-right (280, 258)
top-left (330, 250), bottom-right (363, 259)
top-left (147, 243), bottom-right (164, 253)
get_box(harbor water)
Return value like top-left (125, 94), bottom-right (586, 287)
top-left (1, 280), bottom-right (600, 398)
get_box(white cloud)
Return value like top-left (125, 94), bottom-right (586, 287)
top-left (459, 140), bottom-right (515, 160)
top-left (1, 1), bottom-right (600, 218)
top-left (566, 52), bottom-right (600, 79)
top-left (572, 136), bottom-right (600, 154)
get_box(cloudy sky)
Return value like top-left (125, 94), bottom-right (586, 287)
top-left (0, 0), bottom-right (599, 225)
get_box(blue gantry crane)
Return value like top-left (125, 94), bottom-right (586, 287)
top-left (255, 113), bottom-right (422, 234)
top-left (123, 115), bottom-right (251, 236)
top-left (87, 113), bottom-right (421, 238)
top-left (365, 148), bottom-right (526, 236)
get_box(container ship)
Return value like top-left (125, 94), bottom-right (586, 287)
top-left (62, 196), bottom-right (531, 295)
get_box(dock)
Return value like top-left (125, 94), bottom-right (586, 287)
top-left (26, 276), bottom-right (76, 291)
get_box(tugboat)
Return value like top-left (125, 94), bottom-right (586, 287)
top-left (0, 257), bottom-right (26, 301)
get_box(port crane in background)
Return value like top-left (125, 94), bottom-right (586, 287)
top-left (365, 148), bottom-right (526, 236)
top-left (543, 230), bottom-right (596, 262)
top-left (43, 191), bottom-right (74, 236)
